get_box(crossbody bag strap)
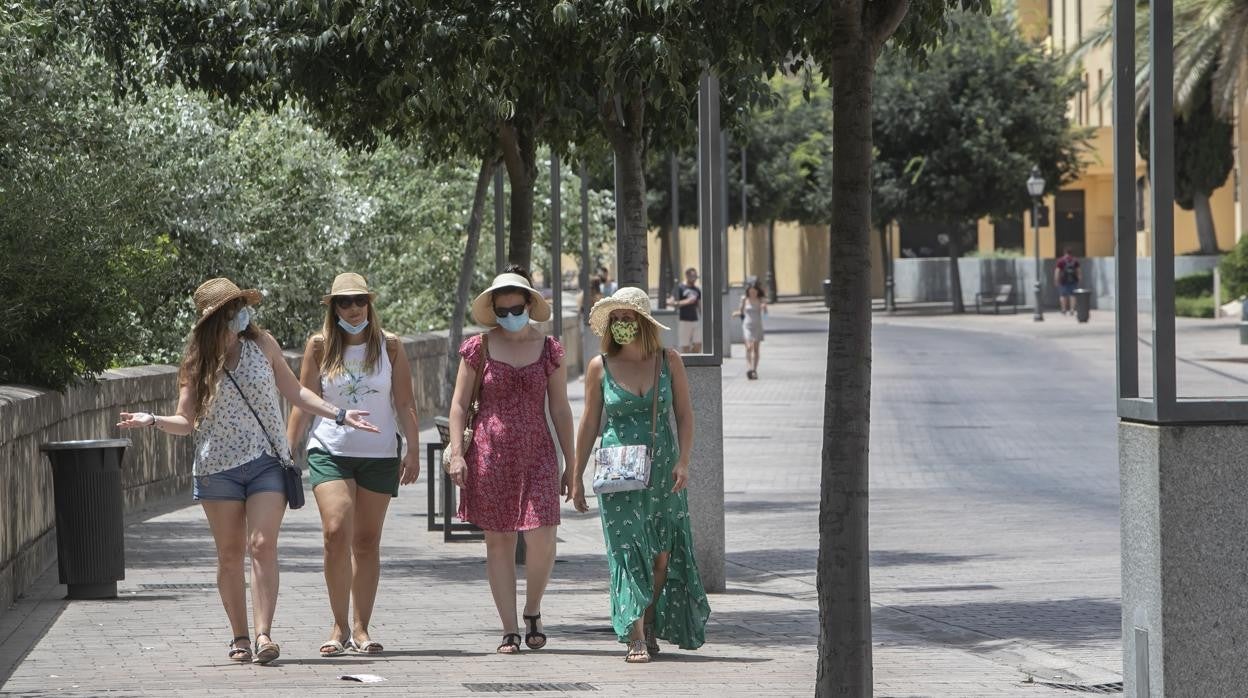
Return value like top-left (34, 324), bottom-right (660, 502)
top-left (468, 334), bottom-right (488, 416)
top-left (647, 351), bottom-right (662, 451)
top-left (223, 368), bottom-right (287, 466)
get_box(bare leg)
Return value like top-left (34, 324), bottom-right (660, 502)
top-left (351, 485), bottom-right (393, 648)
top-left (752, 341), bottom-right (761, 372)
top-left (314, 479), bottom-right (355, 651)
top-left (521, 526), bottom-right (557, 643)
top-left (640, 551), bottom-right (671, 632)
top-left (246, 491), bottom-right (287, 641)
top-left (484, 531), bottom-right (519, 650)
top-left (202, 501), bottom-right (249, 648)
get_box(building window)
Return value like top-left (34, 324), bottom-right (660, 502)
top-left (1097, 69), bottom-right (1104, 126)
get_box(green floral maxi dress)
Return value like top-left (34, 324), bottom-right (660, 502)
top-left (598, 353), bottom-right (711, 649)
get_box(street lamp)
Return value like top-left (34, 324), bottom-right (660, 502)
top-left (1027, 165), bottom-right (1046, 322)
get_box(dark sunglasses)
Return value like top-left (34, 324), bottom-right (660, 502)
top-left (333, 295), bottom-right (370, 309)
top-left (493, 303), bottom-right (527, 318)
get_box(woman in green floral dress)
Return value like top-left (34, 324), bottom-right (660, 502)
top-left (569, 287), bottom-right (710, 663)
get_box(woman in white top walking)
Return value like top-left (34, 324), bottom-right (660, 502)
top-left (287, 273), bottom-right (422, 657)
top-left (117, 278), bottom-right (378, 665)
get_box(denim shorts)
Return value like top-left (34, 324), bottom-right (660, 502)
top-left (193, 454), bottom-right (287, 502)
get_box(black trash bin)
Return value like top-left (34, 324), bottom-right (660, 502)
top-left (1073, 289), bottom-right (1092, 323)
top-left (40, 439), bottom-right (129, 599)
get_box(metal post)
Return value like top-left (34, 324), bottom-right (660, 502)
top-left (494, 169), bottom-right (506, 273)
top-left (580, 161), bottom-right (591, 323)
top-left (1114, 0), bottom-right (1139, 401)
top-left (741, 145), bottom-right (748, 282)
top-left (1150, 0), bottom-right (1177, 413)
top-left (719, 130), bottom-right (730, 295)
top-left (885, 222), bottom-right (896, 313)
top-left (671, 152), bottom-right (681, 285)
top-left (1033, 200), bottom-right (1045, 322)
top-left (551, 152), bottom-right (562, 339)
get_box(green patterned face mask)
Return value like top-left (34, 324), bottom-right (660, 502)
top-left (610, 320), bottom-right (640, 345)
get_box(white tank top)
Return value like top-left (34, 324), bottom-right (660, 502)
top-left (309, 341), bottom-right (401, 458)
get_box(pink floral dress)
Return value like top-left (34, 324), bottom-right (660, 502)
top-left (457, 333), bottom-right (564, 531)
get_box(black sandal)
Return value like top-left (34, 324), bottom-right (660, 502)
top-left (497, 632), bottom-right (522, 654)
top-left (523, 614), bottom-right (547, 650)
top-left (227, 636), bottom-right (252, 662)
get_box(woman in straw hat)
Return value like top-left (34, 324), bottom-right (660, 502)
top-left (286, 273), bottom-right (422, 657)
top-left (445, 266), bottom-right (575, 654)
top-left (568, 286), bottom-right (710, 663)
top-left (117, 277), bottom-right (379, 665)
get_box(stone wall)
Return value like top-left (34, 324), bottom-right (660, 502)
top-left (0, 317), bottom-right (584, 610)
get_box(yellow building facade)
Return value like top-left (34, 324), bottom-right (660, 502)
top-left (974, 0), bottom-right (1246, 258)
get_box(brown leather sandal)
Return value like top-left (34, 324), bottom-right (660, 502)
top-left (625, 639), bottom-right (651, 663)
top-left (227, 636), bottom-right (252, 662)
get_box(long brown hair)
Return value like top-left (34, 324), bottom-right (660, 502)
top-left (179, 298), bottom-right (262, 425)
top-left (318, 299), bottom-right (385, 379)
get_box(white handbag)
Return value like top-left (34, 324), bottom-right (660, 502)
top-left (592, 354), bottom-right (662, 495)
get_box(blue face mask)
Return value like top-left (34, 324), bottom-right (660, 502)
top-left (497, 310), bottom-right (530, 333)
top-left (338, 318), bottom-right (369, 335)
top-left (229, 307), bottom-right (251, 334)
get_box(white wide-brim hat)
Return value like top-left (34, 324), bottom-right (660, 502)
top-left (470, 272), bottom-right (552, 327)
top-left (588, 287), bottom-right (671, 336)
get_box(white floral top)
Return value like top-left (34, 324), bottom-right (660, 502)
top-left (193, 339), bottom-right (291, 477)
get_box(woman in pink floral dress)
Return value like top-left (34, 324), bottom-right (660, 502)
top-left (445, 267), bottom-right (576, 654)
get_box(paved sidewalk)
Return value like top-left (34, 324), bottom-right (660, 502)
top-left (2, 302), bottom-right (1186, 696)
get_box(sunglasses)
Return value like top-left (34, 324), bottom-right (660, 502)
top-left (493, 303), bottom-right (527, 318)
top-left (333, 295), bottom-right (370, 309)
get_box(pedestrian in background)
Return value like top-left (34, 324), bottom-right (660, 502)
top-left (598, 265), bottom-right (619, 295)
top-left (117, 278), bottom-right (378, 665)
top-left (569, 287), bottom-right (710, 663)
top-left (286, 273), bottom-right (421, 657)
top-left (735, 279), bottom-right (768, 379)
top-left (1054, 247), bottom-right (1082, 315)
top-left (445, 266), bottom-right (576, 654)
top-left (671, 267), bottom-right (703, 353)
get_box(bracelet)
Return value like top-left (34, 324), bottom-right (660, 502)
top-left (147, 414), bottom-right (158, 428)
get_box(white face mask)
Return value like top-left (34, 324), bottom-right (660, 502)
top-left (338, 318), bottom-right (369, 335)
top-left (229, 306), bottom-right (251, 334)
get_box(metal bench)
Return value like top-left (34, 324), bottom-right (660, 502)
top-left (426, 416), bottom-right (484, 541)
top-left (975, 284), bottom-right (1018, 314)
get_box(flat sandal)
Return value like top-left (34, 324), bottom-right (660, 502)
top-left (253, 631), bottom-right (280, 665)
top-left (497, 632), bottom-right (522, 654)
top-left (625, 639), bottom-right (651, 663)
top-left (227, 636), bottom-right (252, 662)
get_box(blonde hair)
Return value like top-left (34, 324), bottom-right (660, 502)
top-left (318, 301), bottom-right (385, 379)
top-left (600, 317), bottom-right (665, 357)
top-left (179, 298), bottom-right (261, 426)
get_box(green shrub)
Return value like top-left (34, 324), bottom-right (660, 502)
top-left (1174, 270), bottom-right (1214, 298)
top-left (1220, 235), bottom-right (1248, 300)
top-left (1175, 295), bottom-right (1216, 318)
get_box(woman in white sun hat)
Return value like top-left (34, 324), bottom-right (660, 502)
top-left (445, 265), bottom-right (576, 654)
top-left (286, 272), bottom-right (423, 658)
top-left (569, 286), bottom-right (710, 663)
top-left (116, 277), bottom-right (379, 665)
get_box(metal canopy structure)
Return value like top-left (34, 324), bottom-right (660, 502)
top-left (686, 71), bottom-right (726, 366)
top-left (1113, 0), bottom-right (1246, 424)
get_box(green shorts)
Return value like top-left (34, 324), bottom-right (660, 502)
top-left (307, 448), bottom-right (400, 497)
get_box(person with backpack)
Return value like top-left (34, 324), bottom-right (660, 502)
top-left (1053, 248), bottom-right (1082, 316)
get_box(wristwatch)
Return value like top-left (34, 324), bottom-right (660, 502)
top-left (334, 407), bottom-right (347, 426)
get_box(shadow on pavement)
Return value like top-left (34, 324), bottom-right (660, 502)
top-left (879, 597), bottom-right (1120, 648)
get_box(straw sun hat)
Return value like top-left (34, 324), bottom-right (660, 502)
top-left (193, 277), bottom-right (262, 329)
top-left (588, 287), bottom-right (671, 336)
top-left (471, 272), bottom-right (553, 327)
top-left (321, 272), bottom-right (378, 304)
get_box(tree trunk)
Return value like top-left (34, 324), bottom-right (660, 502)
top-left (499, 122), bottom-right (538, 271)
top-left (604, 95), bottom-right (648, 288)
top-left (658, 222), bottom-right (673, 309)
top-left (446, 157), bottom-right (499, 407)
top-left (948, 231), bottom-right (965, 314)
top-left (818, 42), bottom-right (875, 697)
top-left (1193, 190), bottom-right (1219, 254)
top-left (767, 219), bottom-right (778, 302)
